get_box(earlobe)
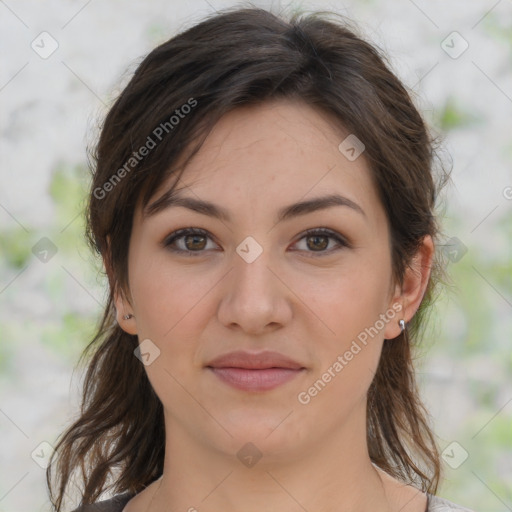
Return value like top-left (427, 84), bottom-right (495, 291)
top-left (384, 235), bottom-right (434, 340)
top-left (114, 288), bottom-right (138, 335)
top-left (103, 236), bottom-right (138, 335)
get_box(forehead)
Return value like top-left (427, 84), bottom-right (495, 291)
top-left (180, 99), bottom-right (351, 184)
top-left (138, 99), bottom-right (385, 230)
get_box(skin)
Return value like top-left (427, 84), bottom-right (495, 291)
top-left (114, 98), bottom-right (434, 512)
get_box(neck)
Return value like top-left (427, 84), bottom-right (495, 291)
top-left (149, 404), bottom-right (393, 512)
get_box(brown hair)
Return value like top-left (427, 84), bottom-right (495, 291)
top-left (47, 6), bottom-right (448, 510)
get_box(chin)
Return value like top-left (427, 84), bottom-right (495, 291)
top-left (219, 413), bottom-right (303, 452)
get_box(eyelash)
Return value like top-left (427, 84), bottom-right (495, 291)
top-left (162, 227), bottom-right (350, 257)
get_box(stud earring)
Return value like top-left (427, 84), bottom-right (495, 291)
top-left (123, 314), bottom-right (134, 320)
top-left (399, 319), bottom-right (405, 333)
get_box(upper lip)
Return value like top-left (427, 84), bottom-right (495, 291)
top-left (206, 350), bottom-right (305, 370)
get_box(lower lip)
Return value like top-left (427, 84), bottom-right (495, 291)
top-left (208, 367), bottom-right (305, 391)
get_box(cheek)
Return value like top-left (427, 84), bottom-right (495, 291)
top-left (128, 258), bottom-right (215, 406)
top-left (293, 284), bottom-right (387, 421)
top-left (129, 248), bottom-right (214, 341)
top-left (297, 258), bottom-right (392, 343)
top-left (293, 252), bottom-right (392, 393)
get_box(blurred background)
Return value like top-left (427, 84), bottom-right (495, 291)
top-left (0, 0), bottom-right (511, 511)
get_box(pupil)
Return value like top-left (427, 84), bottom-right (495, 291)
top-left (187, 235), bottom-right (206, 250)
top-left (308, 235), bottom-right (327, 251)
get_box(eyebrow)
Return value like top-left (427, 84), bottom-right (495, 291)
top-left (144, 190), bottom-right (366, 223)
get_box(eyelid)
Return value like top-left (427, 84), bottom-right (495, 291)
top-left (295, 227), bottom-right (351, 250)
top-left (162, 227), bottom-right (215, 253)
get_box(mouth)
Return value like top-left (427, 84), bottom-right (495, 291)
top-left (206, 367), bottom-right (306, 391)
top-left (205, 350), bottom-right (306, 392)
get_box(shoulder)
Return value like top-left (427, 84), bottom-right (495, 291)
top-left (69, 492), bottom-right (134, 512)
top-left (428, 494), bottom-right (476, 512)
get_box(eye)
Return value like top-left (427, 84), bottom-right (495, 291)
top-left (163, 228), bottom-right (217, 256)
top-left (162, 227), bottom-right (350, 256)
top-left (292, 228), bottom-right (350, 255)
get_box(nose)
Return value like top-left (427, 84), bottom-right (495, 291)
top-left (216, 244), bottom-right (293, 335)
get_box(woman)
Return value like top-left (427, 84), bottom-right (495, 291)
top-left (46, 6), bottom-right (475, 512)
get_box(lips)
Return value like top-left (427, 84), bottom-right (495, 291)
top-left (206, 350), bottom-right (304, 370)
top-left (205, 350), bottom-right (306, 391)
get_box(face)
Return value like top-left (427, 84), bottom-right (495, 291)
top-left (116, 99), bottom-right (405, 462)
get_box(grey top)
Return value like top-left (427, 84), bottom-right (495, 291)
top-left (71, 492), bottom-right (476, 511)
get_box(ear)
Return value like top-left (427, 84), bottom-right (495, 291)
top-left (383, 235), bottom-right (434, 340)
top-left (113, 282), bottom-right (138, 336)
top-left (103, 235), bottom-right (138, 336)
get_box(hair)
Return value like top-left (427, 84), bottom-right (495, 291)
top-left (47, 6), bottom-right (450, 511)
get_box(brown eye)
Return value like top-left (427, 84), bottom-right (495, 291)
top-left (293, 228), bottom-right (349, 255)
top-left (163, 228), bottom-right (216, 256)
top-left (306, 234), bottom-right (329, 251)
top-left (183, 233), bottom-right (207, 251)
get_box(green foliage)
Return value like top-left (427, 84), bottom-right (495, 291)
top-left (0, 324), bottom-right (14, 374)
top-left (49, 161), bottom-right (89, 211)
top-left (430, 197), bottom-right (512, 507)
top-left (0, 227), bottom-right (32, 269)
top-left (41, 312), bottom-right (98, 359)
top-left (437, 96), bottom-right (481, 132)
top-left (48, 162), bottom-right (90, 251)
top-left (481, 12), bottom-right (512, 55)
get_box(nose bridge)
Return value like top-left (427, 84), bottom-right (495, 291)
top-left (232, 236), bottom-right (278, 301)
top-left (217, 235), bottom-right (290, 331)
